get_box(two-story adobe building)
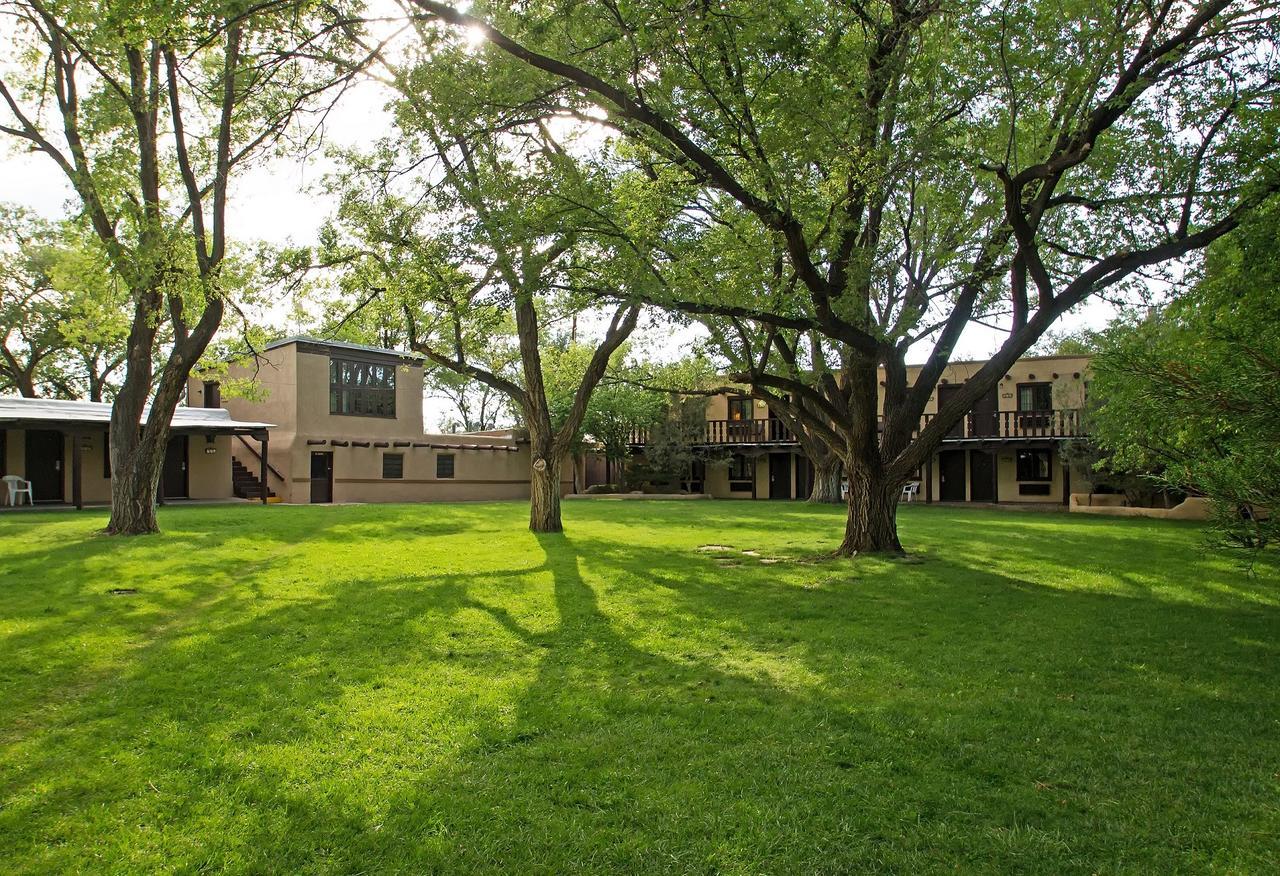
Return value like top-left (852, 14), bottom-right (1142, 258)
top-left (199, 337), bottom-right (574, 504)
top-left (626, 354), bottom-right (1093, 505)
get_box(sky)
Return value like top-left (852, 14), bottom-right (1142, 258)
top-left (0, 32), bottom-right (1128, 431)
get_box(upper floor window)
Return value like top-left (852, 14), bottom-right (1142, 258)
top-left (728, 396), bottom-right (753, 421)
top-left (202, 380), bottom-right (221, 408)
top-left (1017, 382), bottom-right (1053, 411)
top-left (330, 358), bottom-right (396, 418)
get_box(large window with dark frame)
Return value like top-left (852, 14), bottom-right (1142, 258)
top-left (330, 358), bottom-right (396, 418)
top-left (728, 453), bottom-right (753, 492)
top-left (1017, 382), bottom-right (1053, 412)
top-left (1016, 449), bottom-right (1052, 482)
top-left (1016, 382), bottom-right (1053, 432)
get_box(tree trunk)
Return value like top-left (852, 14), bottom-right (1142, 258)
top-left (834, 462), bottom-right (904, 556)
top-left (808, 455), bottom-right (843, 504)
top-left (104, 422), bottom-right (166, 535)
top-left (528, 433), bottom-right (563, 533)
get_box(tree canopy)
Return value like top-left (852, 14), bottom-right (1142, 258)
top-left (1088, 200), bottom-right (1280, 553)
top-left (407, 0), bottom-right (1280, 553)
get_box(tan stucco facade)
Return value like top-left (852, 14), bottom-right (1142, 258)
top-left (629, 353), bottom-right (1095, 505)
top-left (1, 427), bottom-right (233, 505)
top-left (200, 339), bottom-right (572, 504)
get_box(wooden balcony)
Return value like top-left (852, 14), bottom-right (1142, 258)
top-left (918, 408), bottom-right (1084, 441)
top-left (626, 418), bottom-right (795, 446)
top-left (625, 409), bottom-right (1084, 447)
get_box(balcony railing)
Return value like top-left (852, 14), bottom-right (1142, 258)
top-left (917, 408), bottom-right (1084, 440)
top-left (626, 409), bottom-right (1083, 446)
top-left (626, 418), bottom-right (795, 446)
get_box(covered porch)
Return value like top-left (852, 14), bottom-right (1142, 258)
top-left (0, 397), bottom-right (274, 509)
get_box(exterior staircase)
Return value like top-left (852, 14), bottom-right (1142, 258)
top-left (232, 456), bottom-right (276, 500)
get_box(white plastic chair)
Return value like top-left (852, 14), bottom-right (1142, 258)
top-left (3, 475), bottom-right (34, 506)
top-left (900, 481), bottom-right (920, 503)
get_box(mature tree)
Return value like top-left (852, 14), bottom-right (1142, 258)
top-left (411, 0), bottom-right (1280, 554)
top-left (0, 0), bottom-right (365, 532)
top-left (1088, 202), bottom-right (1280, 553)
top-left (0, 206), bottom-right (67, 396)
top-left (431, 368), bottom-right (511, 433)
top-left (317, 18), bottom-right (651, 532)
top-left (0, 206), bottom-right (130, 399)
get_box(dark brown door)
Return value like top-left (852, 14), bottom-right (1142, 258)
top-left (310, 452), bottom-right (333, 503)
top-left (768, 453), bottom-right (792, 499)
top-left (969, 450), bottom-right (996, 502)
top-left (970, 385), bottom-right (999, 437)
top-left (795, 457), bottom-right (813, 500)
top-left (939, 450), bottom-right (966, 501)
top-left (162, 436), bottom-right (188, 498)
top-left (937, 384), bottom-right (965, 438)
top-left (24, 429), bottom-right (64, 502)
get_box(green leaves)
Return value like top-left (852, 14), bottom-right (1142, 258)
top-left (1089, 199), bottom-right (1280, 553)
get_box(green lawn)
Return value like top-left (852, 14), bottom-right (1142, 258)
top-left (0, 501), bottom-right (1276, 874)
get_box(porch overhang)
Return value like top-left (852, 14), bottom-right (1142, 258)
top-left (0, 396), bottom-right (275, 510)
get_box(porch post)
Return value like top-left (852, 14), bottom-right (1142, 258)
top-left (71, 432), bottom-right (83, 510)
top-left (259, 431), bottom-right (269, 506)
top-left (1062, 456), bottom-right (1070, 506)
top-left (925, 455), bottom-right (933, 504)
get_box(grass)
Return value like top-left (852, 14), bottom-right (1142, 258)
top-left (0, 500), bottom-right (1277, 874)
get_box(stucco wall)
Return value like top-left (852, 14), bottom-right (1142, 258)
top-left (290, 440), bottom-right (570, 504)
top-left (924, 445), bottom-right (1085, 504)
top-left (2, 428), bottom-right (233, 504)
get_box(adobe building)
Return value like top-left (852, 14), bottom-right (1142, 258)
top-left (197, 337), bottom-right (574, 504)
top-left (626, 354), bottom-right (1094, 505)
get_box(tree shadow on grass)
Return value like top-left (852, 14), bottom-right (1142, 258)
top-left (1, 508), bottom-right (1278, 873)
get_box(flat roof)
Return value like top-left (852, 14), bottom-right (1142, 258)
top-left (0, 396), bottom-right (274, 432)
top-left (266, 335), bottom-right (424, 361)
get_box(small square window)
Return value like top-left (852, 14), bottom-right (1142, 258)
top-left (436, 454), bottom-right (455, 479)
top-left (382, 453), bottom-right (404, 479)
top-left (1016, 449), bottom-right (1052, 482)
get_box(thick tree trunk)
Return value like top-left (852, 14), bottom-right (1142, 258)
top-left (528, 430), bottom-right (563, 533)
top-left (104, 423), bottom-right (166, 535)
top-left (808, 455), bottom-right (843, 504)
top-left (834, 462), bottom-right (904, 556)
top-left (529, 457), bottom-right (563, 532)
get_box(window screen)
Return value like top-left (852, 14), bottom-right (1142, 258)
top-left (436, 454), bottom-right (455, 479)
top-left (382, 453), bottom-right (404, 479)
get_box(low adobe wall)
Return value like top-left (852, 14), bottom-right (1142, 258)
top-left (1069, 493), bottom-right (1212, 521)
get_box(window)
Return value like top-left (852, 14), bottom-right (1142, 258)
top-left (729, 453), bottom-right (753, 492)
top-left (103, 432), bottom-right (111, 479)
top-left (329, 358), bottom-right (396, 418)
top-left (1017, 382), bottom-right (1053, 412)
top-left (727, 396), bottom-right (752, 421)
top-left (1017, 382), bottom-right (1053, 433)
top-left (382, 453), bottom-right (404, 479)
top-left (1016, 449), bottom-right (1052, 482)
top-left (436, 454), bottom-right (455, 479)
top-left (202, 380), bottom-right (221, 408)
